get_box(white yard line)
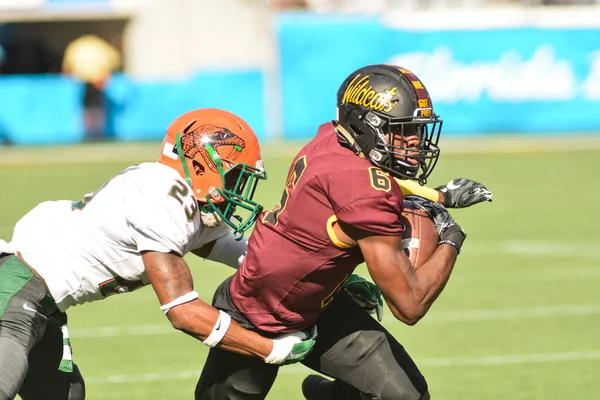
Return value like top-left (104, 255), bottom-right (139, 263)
top-left (503, 240), bottom-right (600, 259)
top-left (450, 240), bottom-right (600, 260)
top-left (72, 303), bottom-right (600, 339)
top-left (85, 350), bottom-right (600, 384)
top-left (86, 369), bottom-right (203, 384)
top-left (418, 350), bottom-right (600, 368)
top-left (72, 324), bottom-right (174, 338)
top-left (408, 304), bottom-right (600, 324)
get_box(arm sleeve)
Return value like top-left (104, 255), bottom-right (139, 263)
top-left (394, 178), bottom-right (439, 202)
top-left (206, 234), bottom-right (248, 269)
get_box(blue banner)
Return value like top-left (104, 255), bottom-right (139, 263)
top-left (105, 70), bottom-right (266, 142)
top-left (0, 70), bottom-right (265, 145)
top-left (0, 75), bottom-right (83, 145)
top-left (276, 13), bottom-right (600, 138)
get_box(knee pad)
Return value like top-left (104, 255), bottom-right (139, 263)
top-left (68, 364), bottom-right (86, 400)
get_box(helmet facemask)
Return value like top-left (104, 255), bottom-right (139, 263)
top-left (343, 109), bottom-right (442, 185)
top-left (204, 160), bottom-right (266, 238)
top-left (175, 134), bottom-right (266, 240)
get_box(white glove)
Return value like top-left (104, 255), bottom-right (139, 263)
top-left (264, 326), bottom-right (317, 365)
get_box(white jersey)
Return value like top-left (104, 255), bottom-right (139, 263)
top-left (10, 162), bottom-right (231, 312)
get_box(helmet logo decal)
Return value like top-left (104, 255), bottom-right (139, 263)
top-left (342, 74), bottom-right (398, 113)
top-left (398, 67), bottom-right (433, 117)
top-left (181, 124), bottom-right (245, 173)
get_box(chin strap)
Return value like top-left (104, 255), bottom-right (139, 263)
top-left (334, 123), bottom-right (359, 153)
top-left (175, 133), bottom-right (193, 187)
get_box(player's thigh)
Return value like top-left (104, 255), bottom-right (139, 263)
top-left (19, 317), bottom-right (85, 400)
top-left (0, 336), bottom-right (29, 400)
top-left (0, 256), bottom-right (50, 399)
top-left (302, 291), bottom-right (428, 400)
top-left (195, 346), bottom-right (279, 400)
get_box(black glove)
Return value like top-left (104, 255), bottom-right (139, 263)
top-left (405, 195), bottom-right (467, 254)
top-left (436, 178), bottom-right (493, 208)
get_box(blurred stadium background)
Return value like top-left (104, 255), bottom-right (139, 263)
top-left (1, 0), bottom-right (600, 399)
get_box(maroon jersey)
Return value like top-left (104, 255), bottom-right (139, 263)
top-left (230, 122), bottom-right (405, 332)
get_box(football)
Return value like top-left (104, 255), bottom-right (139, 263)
top-left (400, 199), bottom-right (439, 270)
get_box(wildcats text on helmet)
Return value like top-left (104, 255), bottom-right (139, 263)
top-left (342, 74), bottom-right (398, 113)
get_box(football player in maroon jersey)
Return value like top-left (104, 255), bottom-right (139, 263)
top-left (194, 65), bottom-right (493, 400)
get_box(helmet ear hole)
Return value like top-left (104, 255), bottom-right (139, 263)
top-left (192, 160), bottom-right (205, 176)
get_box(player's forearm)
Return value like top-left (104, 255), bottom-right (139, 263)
top-left (377, 245), bottom-right (457, 325)
top-left (409, 245), bottom-right (457, 318)
top-left (143, 251), bottom-right (272, 358)
top-left (216, 323), bottom-right (273, 358)
top-left (169, 302), bottom-right (272, 359)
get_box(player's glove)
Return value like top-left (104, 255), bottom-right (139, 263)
top-left (405, 195), bottom-right (467, 255)
top-left (344, 274), bottom-right (384, 322)
top-left (264, 326), bottom-right (318, 365)
top-left (436, 178), bottom-right (493, 208)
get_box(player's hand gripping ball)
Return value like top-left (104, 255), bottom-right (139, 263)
top-left (400, 199), bottom-right (439, 270)
top-left (404, 195), bottom-right (467, 255)
top-left (345, 200), bottom-right (441, 322)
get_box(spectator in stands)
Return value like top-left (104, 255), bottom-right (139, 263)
top-left (269, 0), bottom-right (309, 9)
top-left (62, 34), bottom-right (121, 142)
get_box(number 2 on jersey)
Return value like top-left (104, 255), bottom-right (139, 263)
top-left (263, 156), bottom-right (307, 225)
top-left (168, 180), bottom-right (198, 222)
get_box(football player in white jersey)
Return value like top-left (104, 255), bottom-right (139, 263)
top-left (0, 108), bottom-right (316, 400)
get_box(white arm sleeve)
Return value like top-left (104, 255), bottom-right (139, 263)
top-left (206, 233), bottom-right (248, 269)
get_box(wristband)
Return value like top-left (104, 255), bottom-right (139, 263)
top-left (438, 239), bottom-right (461, 255)
top-left (202, 310), bottom-right (232, 348)
top-left (438, 225), bottom-right (466, 255)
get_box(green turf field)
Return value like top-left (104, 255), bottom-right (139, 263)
top-left (1, 140), bottom-right (599, 399)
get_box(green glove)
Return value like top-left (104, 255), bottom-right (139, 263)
top-left (344, 274), bottom-right (384, 322)
top-left (282, 337), bottom-right (316, 366)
